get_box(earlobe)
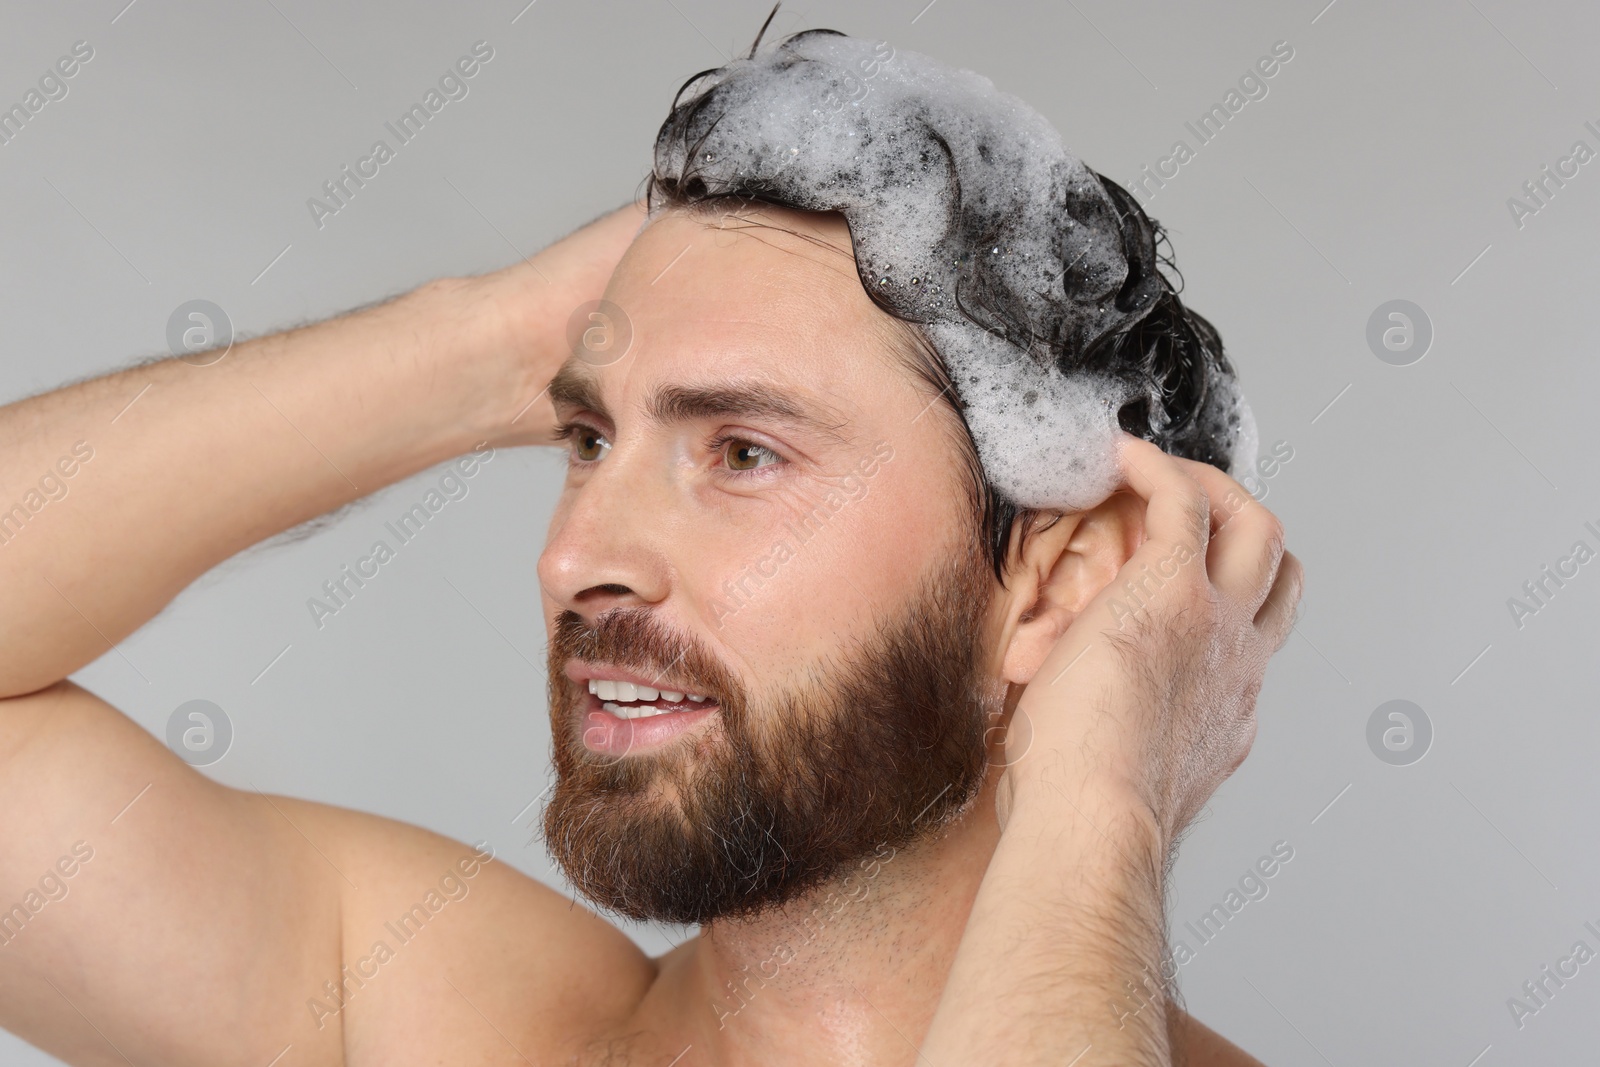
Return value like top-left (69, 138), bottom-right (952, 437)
top-left (996, 491), bottom-right (1144, 687)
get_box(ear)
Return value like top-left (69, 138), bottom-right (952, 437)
top-left (993, 489), bottom-right (1146, 688)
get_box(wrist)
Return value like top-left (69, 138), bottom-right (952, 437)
top-left (1000, 754), bottom-right (1167, 876)
top-left (452, 200), bottom-right (649, 449)
top-left (401, 271), bottom-right (562, 450)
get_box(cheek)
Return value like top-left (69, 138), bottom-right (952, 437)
top-left (691, 475), bottom-right (944, 666)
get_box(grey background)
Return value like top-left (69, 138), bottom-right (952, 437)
top-left (1, 0), bottom-right (1594, 1063)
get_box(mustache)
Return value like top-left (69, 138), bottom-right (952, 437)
top-left (550, 607), bottom-right (741, 702)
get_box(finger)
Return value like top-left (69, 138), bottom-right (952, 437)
top-left (1168, 455), bottom-right (1286, 614)
top-left (1117, 434), bottom-right (1212, 562)
top-left (1253, 549), bottom-right (1304, 649)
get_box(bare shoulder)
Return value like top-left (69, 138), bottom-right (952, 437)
top-left (1174, 1010), bottom-right (1269, 1066)
top-left (303, 797), bottom-right (658, 1063)
top-left (0, 681), bottom-right (652, 1066)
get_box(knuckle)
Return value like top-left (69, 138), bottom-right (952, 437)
top-left (1218, 490), bottom-right (1255, 527)
top-left (1282, 552), bottom-right (1306, 600)
top-left (1284, 548), bottom-right (1304, 578)
top-left (1229, 721), bottom-right (1258, 773)
top-left (1224, 501), bottom-right (1281, 547)
top-left (1254, 530), bottom-right (1284, 584)
top-left (1259, 511), bottom-right (1286, 551)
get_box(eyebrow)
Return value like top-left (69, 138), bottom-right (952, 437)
top-left (545, 359), bottom-right (854, 446)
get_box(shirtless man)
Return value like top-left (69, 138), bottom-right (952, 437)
top-left (0, 34), bottom-right (1301, 1067)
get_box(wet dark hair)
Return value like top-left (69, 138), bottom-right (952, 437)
top-left (645, 14), bottom-right (1239, 585)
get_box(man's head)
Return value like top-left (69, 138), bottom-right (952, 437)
top-left (538, 207), bottom-right (1034, 925)
top-left (538, 25), bottom-right (1248, 926)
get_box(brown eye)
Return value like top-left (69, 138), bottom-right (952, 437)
top-left (572, 428), bottom-right (609, 462)
top-left (724, 438), bottom-right (778, 472)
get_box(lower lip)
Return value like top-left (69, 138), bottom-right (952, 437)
top-left (579, 692), bottom-right (719, 756)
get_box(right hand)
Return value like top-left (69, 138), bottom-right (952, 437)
top-left (448, 199), bottom-right (649, 448)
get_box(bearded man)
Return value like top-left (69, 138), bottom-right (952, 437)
top-left (0, 21), bottom-right (1298, 1067)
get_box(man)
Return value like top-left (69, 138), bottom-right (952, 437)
top-left (0, 26), bottom-right (1299, 1067)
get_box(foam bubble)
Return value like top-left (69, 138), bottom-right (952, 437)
top-left (652, 30), bottom-right (1255, 511)
top-left (925, 321), bottom-right (1136, 511)
top-left (1219, 380), bottom-right (1260, 486)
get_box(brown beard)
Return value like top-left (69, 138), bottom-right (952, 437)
top-left (541, 543), bottom-right (1002, 926)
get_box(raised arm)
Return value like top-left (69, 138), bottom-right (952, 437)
top-left (0, 201), bottom-right (645, 1064)
top-left (0, 200), bottom-right (644, 699)
top-left (920, 436), bottom-right (1303, 1066)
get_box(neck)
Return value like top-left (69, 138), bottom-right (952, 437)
top-left (656, 767), bottom-right (1007, 1067)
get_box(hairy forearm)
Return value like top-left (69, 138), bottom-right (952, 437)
top-left (921, 769), bottom-right (1172, 1066)
top-left (0, 199), bottom-right (644, 698)
top-left (0, 276), bottom-right (543, 697)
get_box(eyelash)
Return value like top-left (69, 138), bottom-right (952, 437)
top-left (550, 418), bottom-right (785, 479)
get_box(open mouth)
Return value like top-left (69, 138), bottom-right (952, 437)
top-left (587, 678), bottom-right (718, 720)
top-left (578, 679), bottom-right (721, 757)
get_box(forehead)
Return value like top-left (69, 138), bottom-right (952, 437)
top-left (582, 207), bottom-right (904, 408)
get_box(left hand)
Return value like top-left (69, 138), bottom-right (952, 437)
top-left (999, 432), bottom-right (1303, 852)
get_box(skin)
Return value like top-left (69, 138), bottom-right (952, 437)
top-left (0, 200), bottom-right (1300, 1066)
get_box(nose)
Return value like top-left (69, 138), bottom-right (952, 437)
top-left (537, 444), bottom-right (672, 618)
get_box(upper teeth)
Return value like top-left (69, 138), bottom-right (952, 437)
top-left (589, 678), bottom-right (711, 705)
